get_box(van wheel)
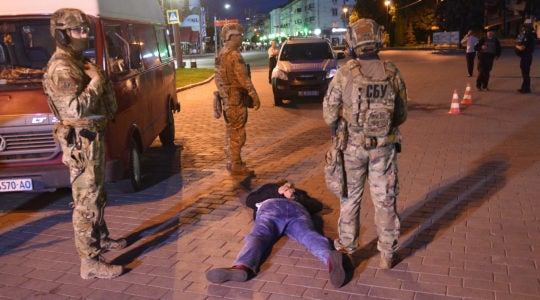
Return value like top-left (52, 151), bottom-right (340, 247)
top-left (274, 95), bottom-right (283, 106)
top-left (128, 137), bottom-right (143, 192)
top-left (159, 107), bottom-right (175, 146)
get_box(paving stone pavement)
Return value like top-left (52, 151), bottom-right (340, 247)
top-left (0, 50), bottom-right (539, 299)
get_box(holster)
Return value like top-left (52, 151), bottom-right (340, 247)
top-left (213, 91), bottom-right (223, 119)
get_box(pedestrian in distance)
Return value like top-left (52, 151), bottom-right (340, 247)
top-left (214, 23), bottom-right (261, 176)
top-left (206, 180), bottom-right (352, 288)
top-left (515, 21), bottom-right (536, 94)
top-left (461, 29), bottom-right (479, 77)
top-left (42, 8), bottom-right (126, 279)
top-left (474, 29), bottom-right (501, 91)
top-left (323, 18), bottom-right (408, 269)
top-left (267, 40), bottom-right (279, 83)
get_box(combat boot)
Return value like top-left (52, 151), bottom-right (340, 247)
top-left (80, 256), bottom-right (123, 279)
top-left (378, 252), bottom-right (394, 269)
top-left (101, 238), bottom-right (127, 251)
top-left (229, 162), bottom-right (253, 176)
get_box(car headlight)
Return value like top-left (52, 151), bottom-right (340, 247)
top-left (326, 68), bottom-right (337, 79)
top-left (272, 68), bottom-right (288, 81)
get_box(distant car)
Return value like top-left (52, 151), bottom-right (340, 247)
top-left (332, 45), bottom-right (349, 58)
top-left (271, 37), bottom-right (343, 106)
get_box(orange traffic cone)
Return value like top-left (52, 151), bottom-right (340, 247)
top-left (461, 83), bottom-right (473, 105)
top-left (448, 89), bottom-right (460, 115)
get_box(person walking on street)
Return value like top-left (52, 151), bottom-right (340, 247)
top-left (475, 29), bottom-right (501, 91)
top-left (323, 18), bottom-right (408, 269)
top-left (515, 22), bottom-right (536, 94)
top-left (267, 41), bottom-right (279, 83)
top-left (214, 23), bottom-right (261, 176)
top-left (42, 8), bottom-right (126, 279)
top-left (206, 180), bottom-right (352, 288)
top-left (461, 30), bottom-right (479, 77)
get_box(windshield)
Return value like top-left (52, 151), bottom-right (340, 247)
top-left (0, 18), bottom-right (94, 86)
top-left (279, 43), bottom-right (334, 61)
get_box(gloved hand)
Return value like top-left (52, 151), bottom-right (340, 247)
top-left (84, 62), bottom-right (100, 80)
top-left (251, 94), bottom-right (260, 111)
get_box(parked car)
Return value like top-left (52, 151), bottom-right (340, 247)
top-left (271, 37), bottom-right (343, 106)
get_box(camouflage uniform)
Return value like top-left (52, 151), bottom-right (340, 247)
top-left (215, 24), bottom-right (260, 174)
top-left (323, 19), bottom-right (407, 264)
top-left (43, 8), bottom-right (123, 279)
top-left (44, 50), bottom-right (116, 258)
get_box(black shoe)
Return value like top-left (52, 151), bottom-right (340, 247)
top-left (517, 89), bottom-right (531, 94)
top-left (206, 265), bottom-right (254, 283)
top-left (476, 86), bottom-right (482, 91)
top-left (328, 251), bottom-right (347, 288)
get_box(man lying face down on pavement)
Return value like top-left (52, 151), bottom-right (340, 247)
top-left (206, 179), bottom-right (352, 288)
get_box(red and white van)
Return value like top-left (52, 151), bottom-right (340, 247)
top-left (0, 0), bottom-right (180, 192)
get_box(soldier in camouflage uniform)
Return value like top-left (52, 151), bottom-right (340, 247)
top-left (42, 8), bottom-right (125, 279)
top-left (323, 19), bottom-right (408, 269)
top-left (215, 23), bottom-right (260, 176)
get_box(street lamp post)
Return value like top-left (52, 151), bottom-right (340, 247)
top-left (384, 0), bottom-right (391, 47)
top-left (384, 0), bottom-right (391, 29)
top-left (342, 6), bottom-right (349, 27)
top-left (214, 3), bottom-right (231, 53)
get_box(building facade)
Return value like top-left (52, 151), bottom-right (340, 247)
top-left (256, 0), bottom-right (355, 46)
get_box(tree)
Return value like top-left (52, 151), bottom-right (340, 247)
top-left (354, 0), bottom-right (387, 25)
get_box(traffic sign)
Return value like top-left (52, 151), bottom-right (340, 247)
top-left (166, 9), bottom-right (180, 24)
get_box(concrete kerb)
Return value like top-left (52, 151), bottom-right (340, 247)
top-left (176, 74), bottom-right (215, 93)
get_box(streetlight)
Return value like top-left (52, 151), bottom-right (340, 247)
top-left (342, 6), bottom-right (349, 27)
top-left (214, 3), bottom-right (232, 53)
top-left (384, 0), bottom-right (391, 27)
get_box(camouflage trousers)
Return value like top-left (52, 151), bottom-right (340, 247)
top-left (223, 102), bottom-right (248, 166)
top-left (334, 142), bottom-right (400, 254)
top-left (59, 127), bottom-right (111, 259)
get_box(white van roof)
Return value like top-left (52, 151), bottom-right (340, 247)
top-left (1, 0), bottom-right (166, 24)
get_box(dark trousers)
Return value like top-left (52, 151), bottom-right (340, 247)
top-left (520, 54), bottom-right (532, 92)
top-left (268, 56), bottom-right (277, 83)
top-left (465, 52), bottom-right (476, 76)
top-left (476, 53), bottom-right (495, 89)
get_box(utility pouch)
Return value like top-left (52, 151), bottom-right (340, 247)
top-left (213, 91), bottom-right (223, 119)
top-left (324, 119), bottom-right (348, 198)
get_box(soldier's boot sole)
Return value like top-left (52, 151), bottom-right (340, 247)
top-left (80, 257), bottom-right (123, 279)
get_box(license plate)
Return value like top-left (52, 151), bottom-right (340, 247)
top-left (299, 90), bottom-right (318, 96)
top-left (0, 178), bottom-right (33, 192)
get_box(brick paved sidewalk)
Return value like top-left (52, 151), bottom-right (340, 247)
top-left (0, 50), bottom-right (539, 299)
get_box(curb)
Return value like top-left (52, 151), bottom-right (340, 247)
top-left (176, 74), bottom-right (215, 93)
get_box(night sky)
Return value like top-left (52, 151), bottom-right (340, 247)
top-left (204, 0), bottom-right (289, 20)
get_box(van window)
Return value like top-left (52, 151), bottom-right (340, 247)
top-left (0, 19), bottom-right (54, 78)
top-left (104, 25), bottom-right (129, 74)
top-left (155, 26), bottom-right (170, 61)
top-left (133, 24), bottom-right (160, 68)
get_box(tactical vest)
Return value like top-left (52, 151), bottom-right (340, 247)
top-left (348, 60), bottom-right (396, 138)
top-left (358, 74), bottom-right (396, 137)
